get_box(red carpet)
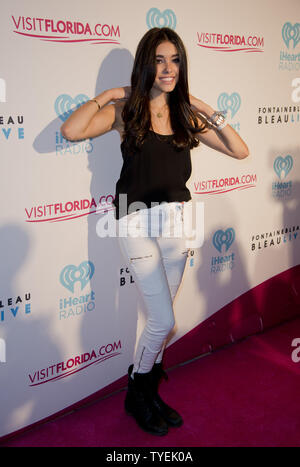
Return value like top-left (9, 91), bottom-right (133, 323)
top-left (2, 316), bottom-right (300, 447)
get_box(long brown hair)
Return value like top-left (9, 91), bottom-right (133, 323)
top-left (122, 27), bottom-right (207, 153)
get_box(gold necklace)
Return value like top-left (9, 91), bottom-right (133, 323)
top-left (151, 104), bottom-right (168, 119)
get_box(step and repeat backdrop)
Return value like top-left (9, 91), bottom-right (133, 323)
top-left (1, 0), bottom-right (299, 438)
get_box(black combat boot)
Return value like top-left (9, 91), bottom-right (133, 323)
top-left (124, 365), bottom-right (168, 436)
top-left (150, 363), bottom-right (183, 427)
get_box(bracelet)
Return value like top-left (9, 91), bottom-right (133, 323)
top-left (207, 110), bottom-right (227, 131)
top-left (89, 98), bottom-right (101, 111)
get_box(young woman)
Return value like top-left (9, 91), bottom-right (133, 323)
top-left (61, 27), bottom-right (249, 436)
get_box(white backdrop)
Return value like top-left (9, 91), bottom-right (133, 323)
top-left (0, 0), bottom-right (299, 438)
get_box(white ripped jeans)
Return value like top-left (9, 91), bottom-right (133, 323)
top-left (117, 201), bottom-right (192, 375)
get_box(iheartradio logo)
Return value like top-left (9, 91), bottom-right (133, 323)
top-left (55, 94), bottom-right (89, 122)
top-left (146, 8), bottom-right (176, 30)
top-left (282, 22), bottom-right (300, 49)
top-left (210, 228), bottom-right (236, 274)
top-left (217, 92), bottom-right (241, 118)
top-left (273, 155), bottom-right (293, 180)
top-left (212, 228), bottom-right (235, 253)
top-left (60, 261), bottom-right (94, 293)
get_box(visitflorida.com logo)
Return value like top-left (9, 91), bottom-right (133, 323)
top-left (197, 30), bottom-right (264, 52)
top-left (25, 194), bottom-right (115, 223)
top-left (193, 173), bottom-right (257, 195)
top-left (11, 15), bottom-right (120, 44)
top-left (28, 341), bottom-right (122, 386)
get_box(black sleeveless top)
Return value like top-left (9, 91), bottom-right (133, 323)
top-left (113, 131), bottom-right (192, 219)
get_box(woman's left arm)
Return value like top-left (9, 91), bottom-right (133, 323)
top-left (190, 95), bottom-right (249, 160)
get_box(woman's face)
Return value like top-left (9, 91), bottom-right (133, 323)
top-left (151, 41), bottom-right (180, 96)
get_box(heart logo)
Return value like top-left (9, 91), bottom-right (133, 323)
top-left (217, 92), bottom-right (241, 119)
top-left (60, 261), bottom-right (95, 293)
top-left (273, 155), bottom-right (293, 180)
top-left (212, 228), bottom-right (235, 253)
top-left (146, 8), bottom-right (176, 30)
top-left (55, 94), bottom-right (89, 122)
top-left (282, 22), bottom-right (300, 49)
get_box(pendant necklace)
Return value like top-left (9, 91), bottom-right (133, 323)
top-left (151, 103), bottom-right (168, 119)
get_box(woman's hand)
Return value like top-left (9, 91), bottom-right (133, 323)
top-left (189, 94), bottom-right (249, 160)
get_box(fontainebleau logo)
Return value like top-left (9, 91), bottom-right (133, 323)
top-left (0, 293), bottom-right (31, 323)
top-left (0, 78), bottom-right (25, 141)
top-left (272, 155), bottom-right (293, 200)
top-left (251, 225), bottom-right (299, 251)
top-left (60, 261), bottom-right (95, 293)
top-left (120, 266), bottom-right (135, 287)
top-left (274, 155), bottom-right (293, 180)
top-left (55, 94), bottom-right (89, 122)
top-left (282, 23), bottom-right (300, 49)
top-left (279, 22), bottom-right (300, 71)
top-left (146, 8), bottom-right (176, 30)
top-left (11, 15), bottom-right (121, 45)
top-left (257, 104), bottom-right (300, 125)
top-left (211, 228), bottom-right (235, 274)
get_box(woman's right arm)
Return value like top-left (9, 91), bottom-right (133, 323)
top-left (60, 87), bottom-right (127, 141)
